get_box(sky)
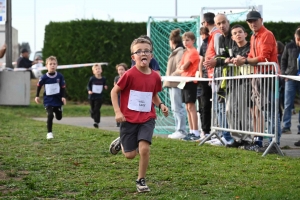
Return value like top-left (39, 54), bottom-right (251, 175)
top-left (5, 0), bottom-right (300, 53)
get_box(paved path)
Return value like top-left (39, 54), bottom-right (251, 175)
top-left (33, 114), bottom-right (300, 157)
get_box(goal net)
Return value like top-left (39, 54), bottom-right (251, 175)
top-left (149, 6), bottom-right (262, 135)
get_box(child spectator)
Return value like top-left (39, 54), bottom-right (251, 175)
top-left (35, 56), bottom-right (66, 139)
top-left (87, 64), bottom-right (108, 128)
top-left (176, 31), bottom-right (200, 141)
top-left (114, 63), bottom-right (128, 127)
top-left (109, 37), bottom-right (168, 192)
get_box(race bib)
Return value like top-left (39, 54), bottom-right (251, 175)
top-left (128, 90), bottom-right (152, 112)
top-left (45, 83), bottom-right (60, 95)
top-left (92, 85), bottom-right (103, 94)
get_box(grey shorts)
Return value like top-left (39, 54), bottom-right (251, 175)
top-left (120, 118), bottom-right (155, 152)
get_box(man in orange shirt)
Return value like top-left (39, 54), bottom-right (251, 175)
top-left (233, 10), bottom-right (281, 153)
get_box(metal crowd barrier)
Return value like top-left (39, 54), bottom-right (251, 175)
top-left (199, 62), bottom-right (284, 156)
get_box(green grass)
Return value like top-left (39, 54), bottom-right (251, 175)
top-left (1, 108), bottom-right (300, 199)
top-left (0, 103), bottom-right (114, 118)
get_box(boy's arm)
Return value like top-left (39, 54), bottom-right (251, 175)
top-left (180, 60), bottom-right (191, 70)
top-left (111, 85), bottom-right (125, 122)
top-left (87, 77), bottom-right (93, 93)
top-left (152, 93), bottom-right (168, 117)
top-left (104, 77), bottom-right (108, 90)
top-left (35, 85), bottom-right (42, 104)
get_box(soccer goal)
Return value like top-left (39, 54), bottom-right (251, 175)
top-left (148, 5), bottom-right (262, 135)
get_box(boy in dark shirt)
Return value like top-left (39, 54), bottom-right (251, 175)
top-left (87, 64), bottom-right (108, 128)
top-left (35, 56), bottom-right (66, 139)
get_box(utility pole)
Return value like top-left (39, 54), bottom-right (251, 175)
top-left (175, 0), bottom-right (177, 17)
top-left (34, 0), bottom-right (36, 52)
top-left (5, 0), bottom-right (12, 69)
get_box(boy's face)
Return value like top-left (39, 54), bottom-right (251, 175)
top-left (131, 43), bottom-right (153, 68)
top-left (117, 66), bottom-right (126, 76)
top-left (93, 66), bottom-right (102, 75)
top-left (200, 33), bottom-right (208, 40)
top-left (47, 60), bottom-right (57, 73)
top-left (182, 37), bottom-right (194, 48)
top-left (231, 27), bottom-right (247, 43)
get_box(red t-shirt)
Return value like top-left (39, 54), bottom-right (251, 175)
top-left (180, 47), bottom-right (200, 78)
top-left (117, 66), bottom-right (162, 123)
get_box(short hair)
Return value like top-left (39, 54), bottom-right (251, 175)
top-left (231, 24), bottom-right (246, 32)
top-left (277, 41), bottom-right (285, 54)
top-left (169, 28), bottom-right (182, 45)
top-left (182, 31), bottom-right (196, 41)
top-left (200, 27), bottom-right (209, 35)
top-left (116, 63), bottom-right (128, 70)
top-left (92, 63), bottom-right (102, 71)
top-left (139, 35), bottom-right (152, 44)
top-left (45, 56), bottom-right (57, 65)
top-left (295, 28), bottom-right (300, 38)
top-left (130, 38), bottom-right (152, 53)
top-left (203, 12), bottom-right (215, 25)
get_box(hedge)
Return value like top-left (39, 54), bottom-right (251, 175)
top-left (43, 19), bottom-right (300, 103)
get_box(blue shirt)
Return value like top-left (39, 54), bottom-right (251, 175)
top-left (131, 58), bottom-right (160, 71)
top-left (37, 72), bottom-right (66, 107)
top-left (87, 76), bottom-right (107, 100)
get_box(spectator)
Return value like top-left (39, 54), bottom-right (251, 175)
top-left (281, 28), bottom-right (300, 135)
top-left (198, 12), bottom-right (221, 141)
top-left (204, 13), bottom-right (234, 146)
top-left (17, 48), bottom-right (38, 78)
top-left (176, 31), bottom-right (200, 141)
top-left (163, 28), bottom-right (187, 139)
top-left (0, 44), bottom-right (6, 58)
top-left (233, 10), bottom-right (281, 153)
top-left (226, 24), bottom-right (254, 149)
top-left (277, 41), bottom-right (286, 117)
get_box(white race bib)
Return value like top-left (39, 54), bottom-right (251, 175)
top-left (128, 90), bottom-right (153, 112)
top-left (45, 83), bottom-right (60, 95)
top-left (92, 85), bottom-right (103, 94)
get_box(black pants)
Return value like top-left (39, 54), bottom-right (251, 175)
top-left (90, 99), bottom-right (103, 124)
top-left (199, 81), bottom-right (212, 133)
top-left (46, 106), bottom-right (62, 132)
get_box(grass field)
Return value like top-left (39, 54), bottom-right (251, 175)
top-left (0, 81), bottom-right (300, 199)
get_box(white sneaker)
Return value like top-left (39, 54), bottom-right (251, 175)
top-left (210, 137), bottom-right (229, 146)
top-left (168, 131), bottom-right (186, 139)
top-left (47, 132), bottom-right (54, 139)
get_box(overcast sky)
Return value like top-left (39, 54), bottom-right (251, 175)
top-left (6, 0), bottom-right (300, 53)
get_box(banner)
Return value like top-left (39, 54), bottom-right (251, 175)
top-left (0, 0), bottom-right (6, 24)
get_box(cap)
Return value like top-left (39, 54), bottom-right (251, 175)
top-left (21, 48), bottom-right (28, 53)
top-left (246, 11), bottom-right (261, 21)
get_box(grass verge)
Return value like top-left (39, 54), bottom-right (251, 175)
top-left (1, 109), bottom-right (300, 199)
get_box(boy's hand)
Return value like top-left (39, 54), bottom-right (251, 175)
top-left (225, 58), bottom-right (231, 63)
top-left (88, 91), bottom-right (93, 94)
top-left (104, 85), bottom-right (108, 90)
top-left (115, 111), bottom-right (126, 123)
top-left (35, 97), bottom-right (40, 104)
top-left (62, 97), bottom-right (66, 105)
top-left (161, 105), bottom-right (169, 117)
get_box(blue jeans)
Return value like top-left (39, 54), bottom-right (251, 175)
top-left (213, 90), bottom-right (232, 141)
top-left (169, 87), bottom-right (187, 133)
top-left (282, 79), bottom-right (299, 129)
